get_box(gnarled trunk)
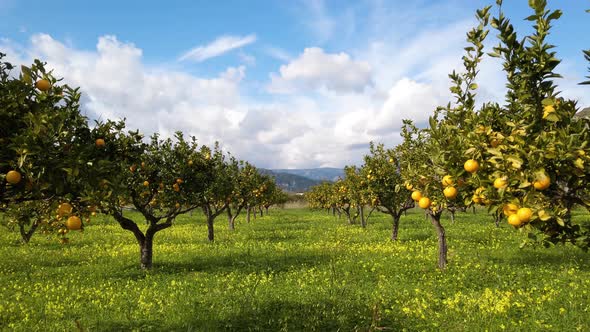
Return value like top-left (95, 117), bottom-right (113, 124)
top-left (19, 220), bottom-right (39, 244)
top-left (429, 213), bottom-right (447, 269)
top-left (140, 232), bottom-right (154, 270)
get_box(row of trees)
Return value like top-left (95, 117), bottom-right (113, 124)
top-left (307, 0), bottom-right (590, 269)
top-left (0, 53), bottom-right (287, 269)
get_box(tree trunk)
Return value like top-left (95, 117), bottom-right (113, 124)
top-left (140, 232), bottom-right (154, 270)
top-left (360, 206), bottom-right (366, 228)
top-left (450, 210), bottom-right (456, 224)
top-left (494, 210), bottom-right (501, 228)
top-left (391, 214), bottom-right (400, 241)
top-left (429, 213), bottom-right (447, 269)
top-left (253, 207), bottom-right (257, 219)
top-left (259, 206), bottom-right (263, 217)
top-left (265, 206), bottom-right (269, 215)
top-left (19, 221), bottom-right (39, 244)
top-left (207, 215), bottom-right (215, 242)
top-left (247, 205), bottom-right (251, 223)
top-left (227, 207), bottom-right (235, 231)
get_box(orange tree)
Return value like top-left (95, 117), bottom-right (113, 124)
top-left (305, 181), bottom-right (334, 212)
top-left (397, 6), bottom-right (493, 269)
top-left (84, 121), bottom-right (212, 269)
top-left (0, 53), bottom-right (98, 242)
top-left (257, 175), bottom-right (287, 215)
top-left (362, 142), bottom-right (414, 241)
top-left (342, 165), bottom-right (372, 227)
top-left (459, 1), bottom-right (590, 249)
top-left (198, 143), bottom-right (235, 242)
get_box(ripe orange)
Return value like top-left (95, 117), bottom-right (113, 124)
top-left (533, 176), bottom-right (550, 191)
top-left (502, 203), bottom-right (518, 216)
top-left (57, 203), bottom-right (73, 217)
top-left (405, 183), bottom-right (413, 191)
top-left (493, 177), bottom-right (508, 189)
top-left (129, 165), bottom-right (137, 173)
top-left (35, 79), bottom-right (51, 91)
top-left (441, 175), bottom-right (454, 187)
top-left (176, 178), bottom-right (183, 184)
top-left (66, 216), bottom-right (82, 230)
top-left (507, 214), bottom-right (522, 227)
top-left (175, 203), bottom-right (181, 209)
top-left (173, 183), bottom-right (180, 192)
top-left (411, 191), bottom-right (422, 202)
top-left (389, 158), bottom-right (394, 163)
top-left (418, 197), bottom-right (431, 209)
top-left (95, 138), bottom-right (106, 148)
top-left (143, 181), bottom-right (150, 187)
top-left (6, 170), bottom-right (22, 184)
top-left (464, 159), bottom-right (479, 173)
top-left (188, 160), bottom-right (194, 166)
top-left (443, 186), bottom-right (458, 199)
top-left (517, 208), bottom-right (533, 223)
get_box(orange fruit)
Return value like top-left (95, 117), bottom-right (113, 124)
top-left (35, 79), bottom-right (51, 91)
top-left (502, 203), bottom-right (519, 216)
top-left (57, 203), bottom-right (73, 217)
top-left (443, 186), bottom-right (458, 199)
top-left (418, 197), bottom-right (431, 209)
top-left (95, 138), bottom-right (105, 148)
top-left (405, 183), bottom-right (413, 191)
top-left (533, 176), bottom-right (550, 191)
top-left (66, 216), bottom-right (82, 230)
top-left (464, 159), bottom-right (479, 173)
top-left (129, 165), bottom-right (137, 173)
top-left (175, 203), bottom-right (181, 209)
top-left (173, 183), bottom-right (180, 192)
top-left (176, 178), bottom-right (183, 184)
top-left (143, 181), bottom-right (150, 187)
top-left (442, 175), bottom-right (454, 187)
top-left (6, 170), bottom-right (22, 185)
top-left (507, 214), bottom-right (522, 227)
top-left (188, 160), bottom-right (194, 166)
top-left (493, 178), bottom-right (508, 189)
top-left (411, 191), bottom-right (422, 202)
top-left (517, 208), bottom-right (533, 223)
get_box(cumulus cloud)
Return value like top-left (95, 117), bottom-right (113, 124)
top-left (268, 47), bottom-right (372, 93)
top-left (179, 34), bottom-right (256, 62)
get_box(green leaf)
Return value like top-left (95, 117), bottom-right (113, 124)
top-left (21, 65), bottom-right (32, 84)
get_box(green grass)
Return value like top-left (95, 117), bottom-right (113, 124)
top-left (1, 208), bottom-right (589, 331)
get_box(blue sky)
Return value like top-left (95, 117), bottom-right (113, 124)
top-left (1, 0), bottom-right (589, 168)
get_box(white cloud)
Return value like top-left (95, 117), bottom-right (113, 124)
top-left (268, 47), bottom-right (372, 93)
top-left (179, 34), bottom-right (256, 62)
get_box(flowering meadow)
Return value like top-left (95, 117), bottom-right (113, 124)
top-left (1, 208), bottom-right (589, 331)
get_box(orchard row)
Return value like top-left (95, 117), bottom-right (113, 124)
top-left (306, 1), bottom-right (590, 269)
top-left (0, 54), bottom-right (287, 269)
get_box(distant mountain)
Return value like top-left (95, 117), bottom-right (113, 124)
top-left (260, 169), bottom-right (324, 193)
top-left (575, 107), bottom-right (590, 119)
top-left (271, 167), bottom-right (344, 182)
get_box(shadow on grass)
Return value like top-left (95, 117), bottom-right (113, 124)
top-left (151, 249), bottom-right (334, 275)
top-left (488, 248), bottom-right (590, 271)
top-left (90, 299), bottom-right (405, 332)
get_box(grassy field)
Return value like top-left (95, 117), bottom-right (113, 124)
top-left (0, 208), bottom-right (589, 331)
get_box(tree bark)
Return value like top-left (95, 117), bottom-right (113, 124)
top-left (247, 205), bottom-right (251, 223)
top-left (19, 220), bottom-right (39, 244)
top-left (207, 216), bottom-right (214, 242)
top-left (391, 214), bottom-right (400, 241)
top-left (360, 206), bottom-right (366, 228)
top-left (265, 206), bottom-right (269, 215)
top-left (227, 206), bottom-right (235, 231)
top-left (429, 213), bottom-right (447, 269)
top-left (140, 231), bottom-right (155, 269)
top-left (450, 210), bottom-right (456, 224)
